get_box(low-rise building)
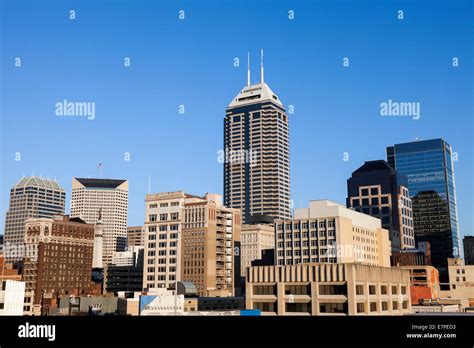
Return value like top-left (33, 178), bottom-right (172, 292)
top-left (241, 223), bottom-right (274, 277)
top-left (275, 200), bottom-right (391, 267)
top-left (440, 258), bottom-right (474, 305)
top-left (0, 279), bottom-right (25, 315)
top-left (399, 265), bottom-right (440, 304)
top-left (246, 263), bottom-right (411, 316)
top-left (22, 215), bottom-right (94, 311)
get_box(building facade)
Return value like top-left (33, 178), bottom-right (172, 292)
top-left (182, 193), bottom-right (241, 297)
top-left (143, 191), bottom-right (242, 297)
top-left (464, 236), bottom-right (474, 265)
top-left (143, 191), bottom-right (186, 291)
top-left (3, 177), bottom-right (65, 262)
top-left (441, 258), bottom-right (474, 303)
top-left (387, 139), bottom-right (460, 276)
top-left (70, 178), bottom-right (128, 265)
top-left (399, 265), bottom-right (440, 304)
top-left (224, 50), bottom-right (291, 223)
top-left (347, 160), bottom-right (415, 251)
top-left (0, 279), bottom-right (25, 315)
top-left (246, 263), bottom-right (411, 315)
top-left (241, 223), bottom-right (275, 276)
top-left (22, 215), bottom-right (94, 305)
top-left (127, 226), bottom-right (145, 247)
top-left (275, 200), bottom-right (391, 267)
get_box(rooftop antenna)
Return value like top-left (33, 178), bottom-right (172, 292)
top-left (247, 52), bottom-right (251, 87)
top-left (260, 49), bottom-right (264, 84)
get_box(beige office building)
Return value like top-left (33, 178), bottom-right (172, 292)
top-left (182, 194), bottom-right (241, 297)
top-left (127, 226), bottom-right (145, 247)
top-left (275, 200), bottom-right (391, 267)
top-left (143, 191), bottom-right (186, 291)
top-left (241, 223), bottom-right (274, 276)
top-left (3, 177), bottom-right (66, 262)
top-left (70, 178), bottom-right (128, 265)
top-left (440, 258), bottom-right (474, 303)
top-left (143, 191), bottom-right (242, 297)
top-left (246, 263), bottom-right (411, 315)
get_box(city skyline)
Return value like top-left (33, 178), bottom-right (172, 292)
top-left (1, 0), bottom-right (472, 247)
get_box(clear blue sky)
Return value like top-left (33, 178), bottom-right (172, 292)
top-left (1, 0), bottom-right (473, 243)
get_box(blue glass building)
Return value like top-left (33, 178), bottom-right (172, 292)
top-left (386, 139), bottom-right (460, 276)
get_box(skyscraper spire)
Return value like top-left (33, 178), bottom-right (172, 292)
top-left (260, 49), bottom-right (264, 83)
top-left (247, 52), bottom-right (251, 86)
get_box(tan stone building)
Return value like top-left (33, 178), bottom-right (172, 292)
top-left (127, 226), bottom-right (145, 247)
top-left (275, 200), bottom-right (391, 267)
top-left (182, 193), bottom-right (241, 297)
top-left (22, 215), bottom-right (94, 306)
top-left (143, 191), bottom-right (186, 290)
top-left (143, 191), bottom-right (242, 297)
top-left (246, 263), bottom-right (411, 315)
top-left (440, 258), bottom-right (474, 305)
top-left (241, 223), bottom-right (274, 276)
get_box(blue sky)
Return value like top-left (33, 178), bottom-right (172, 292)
top-left (1, 0), bottom-right (473, 243)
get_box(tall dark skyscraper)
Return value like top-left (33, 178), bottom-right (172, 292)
top-left (464, 236), bottom-right (474, 266)
top-left (386, 139), bottom-right (460, 276)
top-left (347, 160), bottom-right (415, 252)
top-left (224, 50), bottom-right (291, 223)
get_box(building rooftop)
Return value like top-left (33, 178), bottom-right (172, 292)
top-left (353, 160), bottom-right (396, 175)
top-left (74, 178), bottom-right (127, 189)
top-left (228, 82), bottom-right (283, 108)
top-left (14, 176), bottom-right (64, 191)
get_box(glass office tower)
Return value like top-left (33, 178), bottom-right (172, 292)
top-left (387, 139), bottom-right (460, 277)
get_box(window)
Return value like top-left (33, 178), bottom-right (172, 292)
top-left (369, 285), bottom-right (376, 295)
top-left (319, 285), bottom-right (347, 295)
top-left (391, 286), bottom-right (397, 295)
top-left (370, 187), bottom-right (379, 195)
top-left (160, 214), bottom-right (168, 221)
top-left (285, 284), bottom-right (311, 295)
top-left (253, 285), bottom-right (276, 295)
top-left (401, 286), bottom-right (406, 295)
top-left (381, 285), bottom-right (387, 295)
top-left (149, 214), bottom-right (157, 222)
top-left (381, 197), bottom-right (389, 204)
top-left (362, 198), bottom-right (369, 206)
top-left (356, 285), bottom-right (364, 295)
top-left (371, 197), bottom-right (379, 205)
top-left (382, 302), bottom-right (388, 311)
top-left (361, 188), bottom-right (369, 196)
top-left (286, 303), bottom-right (312, 314)
top-left (357, 303), bottom-right (365, 313)
top-left (352, 199), bottom-right (360, 207)
top-left (370, 302), bottom-right (377, 312)
top-left (319, 303), bottom-right (347, 314)
top-left (392, 301), bottom-right (398, 310)
top-left (254, 302), bottom-right (276, 312)
top-left (171, 213), bottom-right (179, 220)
